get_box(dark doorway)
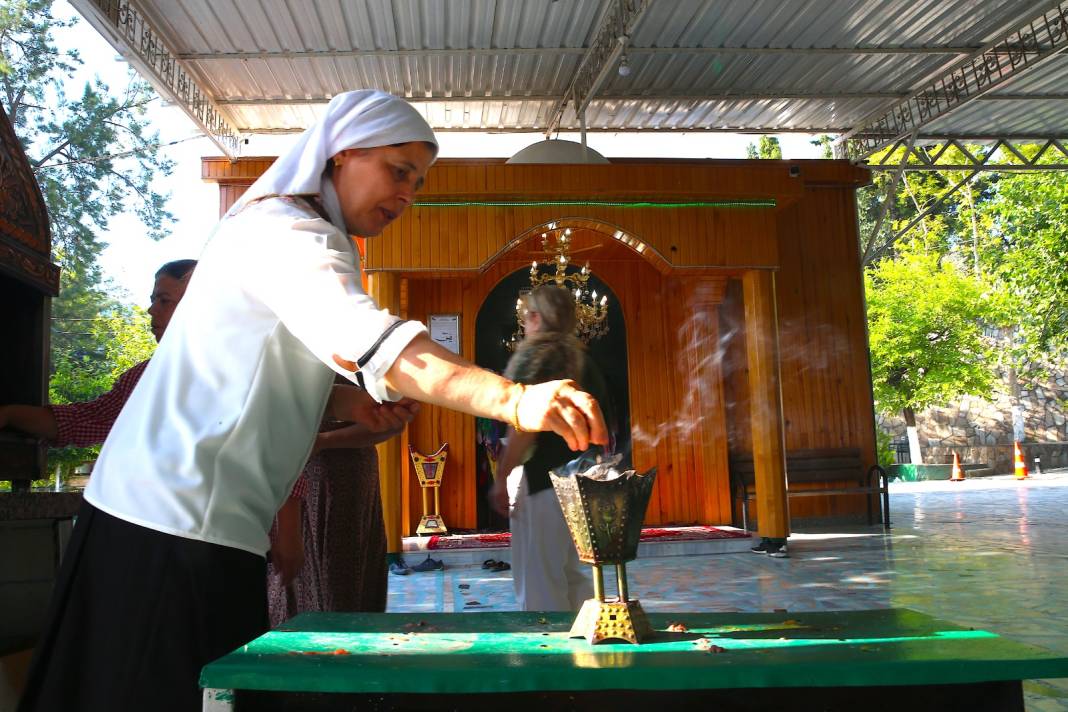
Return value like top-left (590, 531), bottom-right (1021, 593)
top-left (473, 266), bottom-right (630, 530)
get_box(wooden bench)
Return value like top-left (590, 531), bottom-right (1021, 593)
top-left (731, 447), bottom-right (889, 531)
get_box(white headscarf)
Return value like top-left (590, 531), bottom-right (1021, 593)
top-left (228, 90), bottom-right (437, 222)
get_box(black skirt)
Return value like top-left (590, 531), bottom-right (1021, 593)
top-left (18, 501), bottom-right (268, 712)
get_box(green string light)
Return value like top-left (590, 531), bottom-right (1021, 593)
top-left (412, 199), bottom-right (776, 209)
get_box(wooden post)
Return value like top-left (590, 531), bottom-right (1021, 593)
top-left (742, 269), bottom-right (790, 539)
top-left (367, 271), bottom-right (405, 555)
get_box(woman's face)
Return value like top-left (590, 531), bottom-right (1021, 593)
top-left (523, 306), bottom-right (543, 335)
top-left (330, 142), bottom-right (435, 236)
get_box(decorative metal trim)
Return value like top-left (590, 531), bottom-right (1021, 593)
top-left (864, 138), bottom-right (1068, 172)
top-left (839, 2), bottom-right (1068, 160)
top-left (71, 0), bottom-right (240, 157)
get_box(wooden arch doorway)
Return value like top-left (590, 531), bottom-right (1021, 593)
top-left (402, 215), bottom-right (735, 534)
top-left (472, 252), bottom-right (630, 530)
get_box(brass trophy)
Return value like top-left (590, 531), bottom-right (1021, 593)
top-left (550, 458), bottom-right (658, 644)
top-left (409, 443), bottom-right (449, 535)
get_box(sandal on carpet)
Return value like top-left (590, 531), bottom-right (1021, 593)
top-left (487, 560), bottom-right (510, 572)
top-left (482, 559), bottom-right (499, 569)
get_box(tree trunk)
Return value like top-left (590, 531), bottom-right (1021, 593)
top-left (1008, 366), bottom-right (1025, 442)
top-left (903, 407), bottom-right (923, 464)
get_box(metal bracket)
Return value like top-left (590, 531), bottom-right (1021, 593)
top-left (544, 0), bottom-right (651, 137)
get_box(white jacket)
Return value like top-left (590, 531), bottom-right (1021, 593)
top-left (85, 196), bottom-right (425, 555)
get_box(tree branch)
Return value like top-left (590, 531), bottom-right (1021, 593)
top-left (33, 137), bottom-right (72, 168)
top-left (32, 97), bottom-right (154, 168)
top-left (104, 166), bottom-right (151, 208)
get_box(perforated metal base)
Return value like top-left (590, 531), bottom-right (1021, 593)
top-left (569, 598), bottom-right (653, 645)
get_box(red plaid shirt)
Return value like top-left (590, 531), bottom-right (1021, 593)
top-left (50, 359), bottom-right (308, 499)
top-left (51, 360), bottom-right (150, 448)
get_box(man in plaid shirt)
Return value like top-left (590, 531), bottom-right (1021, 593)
top-left (0, 260), bottom-right (197, 447)
top-left (1, 259), bottom-right (310, 567)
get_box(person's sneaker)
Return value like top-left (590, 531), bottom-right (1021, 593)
top-left (411, 555), bottom-right (444, 572)
top-left (750, 538), bottom-right (771, 554)
top-left (767, 541), bottom-right (789, 558)
top-left (389, 561), bottom-right (412, 576)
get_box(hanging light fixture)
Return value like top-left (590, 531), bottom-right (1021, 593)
top-left (507, 229), bottom-right (609, 350)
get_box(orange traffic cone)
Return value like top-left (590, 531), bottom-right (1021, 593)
top-left (950, 452), bottom-right (965, 482)
top-left (1013, 441), bottom-right (1030, 480)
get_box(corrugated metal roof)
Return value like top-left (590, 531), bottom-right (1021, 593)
top-left (73, 0), bottom-right (1068, 143)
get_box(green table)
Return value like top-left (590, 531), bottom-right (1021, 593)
top-left (201, 609), bottom-right (1068, 711)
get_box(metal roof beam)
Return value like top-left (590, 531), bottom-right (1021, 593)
top-left (544, 0), bottom-right (652, 137)
top-left (216, 91), bottom-right (913, 106)
top-left (214, 92), bottom-right (1068, 107)
top-left (175, 45), bottom-right (1061, 62)
top-left (69, 0), bottom-right (241, 157)
top-left (837, 1), bottom-right (1068, 161)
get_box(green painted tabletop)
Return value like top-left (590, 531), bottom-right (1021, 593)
top-left (200, 609), bottom-right (1068, 694)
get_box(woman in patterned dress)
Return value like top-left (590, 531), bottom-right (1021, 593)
top-left (267, 397), bottom-right (411, 624)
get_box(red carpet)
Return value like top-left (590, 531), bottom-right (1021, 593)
top-left (426, 526), bottom-right (747, 550)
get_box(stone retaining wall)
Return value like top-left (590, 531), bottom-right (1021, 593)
top-left (878, 366), bottom-right (1068, 473)
top-left (919, 442), bottom-right (1068, 474)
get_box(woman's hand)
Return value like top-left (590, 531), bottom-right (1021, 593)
top-left (328, 385), bottom-right (420, 433)
top-left (513, 380), bottom-right (607, 452)
top-left (270, 497), bottom-right (304, 587)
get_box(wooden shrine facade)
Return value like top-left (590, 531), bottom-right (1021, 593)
top-left (0, 103), bottom-right (59, 488)
top-left (203, 157), bottom-right (877, 547)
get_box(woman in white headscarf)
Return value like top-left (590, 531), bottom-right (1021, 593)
top-left (19, 90), bottom-right (606, 712)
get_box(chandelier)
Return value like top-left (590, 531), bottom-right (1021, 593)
top-left (507, 228), bottom-right (609, 350)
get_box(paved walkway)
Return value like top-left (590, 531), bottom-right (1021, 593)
top-left (388, 471), bottom-right (1068, 711)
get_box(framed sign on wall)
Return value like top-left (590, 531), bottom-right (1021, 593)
top-left (429, 314), bottom-right (461, 354)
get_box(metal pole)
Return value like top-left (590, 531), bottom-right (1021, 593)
top-left (616, 563), bottom-right (628, 602)
top-left (580, 109), bottom-right (588, 154)
top-left (592, 564), bottom-right (605, 601)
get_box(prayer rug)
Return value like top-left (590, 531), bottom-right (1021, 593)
top-left (425, 526), bottom-right (747, 550)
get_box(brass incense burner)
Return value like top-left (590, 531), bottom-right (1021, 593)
top-left (550, 456), bottom-right (657, 644)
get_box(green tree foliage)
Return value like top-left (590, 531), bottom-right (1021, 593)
top-left (745, 135), bottom-right (782, 159)
top-left (48, 302), bottom-right (155, 471)
top-left (1, 1), bottom-right (170, 474)
top-left (859, 141), bottom-right (1066, 361)
top-left (866, 243), bottom-right (996, 421)
top-left (857, 144), bottom-right (996, 267)
top-left (1, 0), bottom-right (174, 273)
top-left (810, 134), bottom-right (834, 159)
top-left (981, 166), bottom-right (1068, 354)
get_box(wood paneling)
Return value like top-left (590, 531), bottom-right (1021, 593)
top-left (771, 187), bottom-right (879, 519)
top-left (728, 185), bottom-right (879, 526)
top-left (366, 272), bottom-right (405, 553)
top-left (399, 235), bottom-right (734, 532)
top-left (202, 157), bottom-right (877, 531)
top-left (743, 270), bottom-right (790, 539)
top-left (371, 203), bottom-right (778, 272)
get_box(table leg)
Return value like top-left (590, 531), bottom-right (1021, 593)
top-left (203, 687), bottom-right (235, 711)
